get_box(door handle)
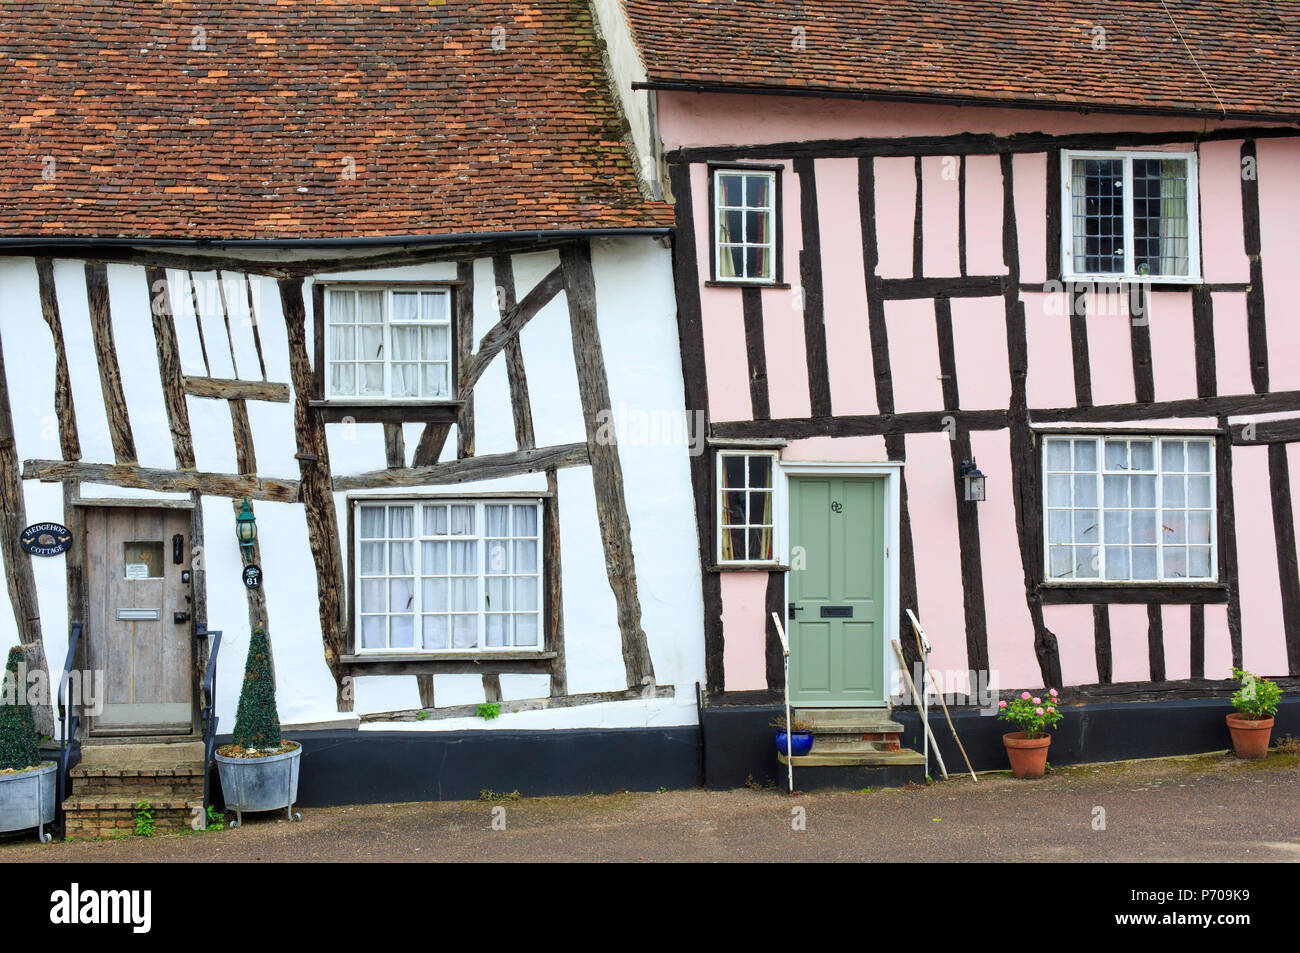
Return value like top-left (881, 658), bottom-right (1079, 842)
top-left (788, 603), bottom-right (802, 617)
top-left (173, 611), bottom-right (190, 624)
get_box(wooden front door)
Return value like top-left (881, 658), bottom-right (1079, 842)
top-left (787, 476), bottom-right (887, 707)
top-left (85, 507), bottom-right (194, 734)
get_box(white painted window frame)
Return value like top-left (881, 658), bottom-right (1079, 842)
top-left (1060, 149), bottom-right (1202, 284)
top-left (713, 168), bottom-right (778, 284)
top-left (1040, 434), bottom-right (1218, 585)
top-left (777, 460), bottom-right (904, 708)
top-left (352, 496), bottom-right (546, 654)
top-left (324, 285), bottom-right (455, 401)
top-left (715, 450), bottom-right (783, 566)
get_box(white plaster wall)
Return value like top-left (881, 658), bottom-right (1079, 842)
top-left (589, 0), bottom-right (658, 197)
top-left (0, 239), bottom-right (704, 734)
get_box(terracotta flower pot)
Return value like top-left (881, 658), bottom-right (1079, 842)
top-left (1002, 732), bottom-right (1052, 779)
top-left (1226, 714), bottom-right (1274, 760)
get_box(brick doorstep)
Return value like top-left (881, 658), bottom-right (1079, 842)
top-left (63, 796), bottom-right (203, 839)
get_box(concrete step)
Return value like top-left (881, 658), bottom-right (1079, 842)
top-left (63, 795), bottom-right (204, 839)
top-left (778, 749), bottom-right (925, 768)
top-left (794, 708), bottom-right (904, 734)
top-left (811, 735), bottom-right (902, 754)
top-left (79, 741), bottom-right (204, 763)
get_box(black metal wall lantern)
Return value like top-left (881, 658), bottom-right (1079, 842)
top-left (960, 459), bottom-right (987, 502)
top-left (235, 497), bottom-right (257, 562)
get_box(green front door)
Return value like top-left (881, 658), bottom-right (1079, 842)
top-left (788, 476), bottom-right (886, 706)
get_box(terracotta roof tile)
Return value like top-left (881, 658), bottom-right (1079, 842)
top-left (622, 0), bottom-right (1300, 120)
top-left (0, 0), bottom-right (671, 240)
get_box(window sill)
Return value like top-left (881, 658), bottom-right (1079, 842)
top-left (340, 651), bottom-right (557, 675)
top-left (705, 280), bottom-right (790, 290)
top-left (708, 563), bottom-right (787, 573)
top-left (1038, 583), bottom-right (1227, 604)
top-left (311, 400), bottom-right (464, 424)
top-left (1057, 275), bottom-right (1204, 288)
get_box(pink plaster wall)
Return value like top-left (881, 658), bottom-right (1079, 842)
top-left (1203, 604), bottom-right (1233, 680)
top-left (1161, 605), bottom-right (1192, 682)
top-left (815, 157), bottom-right (878, 417)
top-left (1107, 605), bottom-right (1154, 683)
top-left (1146, 292), bottom-right (1197, 404)
top-left (1232, 445), bottom-right (1290, 676)
top-left (764, 162), bottom-right (814, 421)
top-left (1084, 287), bottom-right (1137, 407)
top-left (699, 285), bottom-right (752, 423)
top-left (1199, 140), bottom-right (1250, 284)
top-left (1210, 291), bottom-right (1254, 397)
top-left (1042, 604), bottom-right (1097, 687)
top-left (873, 157), bottom-right (916, 279)
top-left (884, 298), bottom-right (942, 413)
top-left (720, 572), bottom-right (771, 691)
top-left (904, 432), bottom-right (968, 685)
top-left (783, 435), bottom-right (887, 462)
top-left (1012, 153), bottom-right (1047, 284)
top-left (1023, 291), bottom-right (1077, 409)
top-left (1258, 138), bottom-right (1300, 393)
top-left (964, 154), bottom-right (1007, 276)
top-left (975, 429), bottom-right (1043, 690)
top-left (951, 296), bottom-right (1011, 410)
top-left (921, 155), bottom-right (961, 278)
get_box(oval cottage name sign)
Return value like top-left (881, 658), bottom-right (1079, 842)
top-left (20, 522), bottom-right (73, 557)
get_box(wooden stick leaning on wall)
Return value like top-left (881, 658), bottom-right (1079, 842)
top-left (892, 639), bottom-right (947, 780)
top-left (908, 610), bottom-right (977, 783)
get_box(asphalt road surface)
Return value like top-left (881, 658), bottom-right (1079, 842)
top-left (3, 750), bottom-right (1297, 862)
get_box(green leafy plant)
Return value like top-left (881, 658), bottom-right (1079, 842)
top-left (232, 625), bottom-right (281, 750)
top-left (205, 805), bottom-right (225, 832)
top-left (415, 711), bottom-right (428, 721)
top-left (0, 646), bottom-right (41, 771)
top-left (134, 801), bottom-right (155, 838)
top-left (769, 714), bottom-right (814, 733)
top-left (997, 688), bottom-right (1063, 739)
top-left (477, 702), bottom-right (500, 720)
top-left (1231, 667), bottom-right (1281, 720)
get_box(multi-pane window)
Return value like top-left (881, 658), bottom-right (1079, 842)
top-left (714, 169), bottom-right (777, 282)
top-left (356, 499), bottom-right (543, 652)
top-left (717, 452), bottom-right (777, 563)
top-left (1062, 151), bottom-right (1199, 281)
top-left (326, 287), bottom-right (453, 399)
top-left (1043, 436), bottom-right (1216, 583)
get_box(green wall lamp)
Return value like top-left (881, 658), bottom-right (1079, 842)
top-left (235, 497), bottom-right (258, 562)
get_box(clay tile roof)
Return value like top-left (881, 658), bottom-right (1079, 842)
top-left (0, 0), bottom-right (671, 241)
top-left (621, 0), bottom-right (1300, 121)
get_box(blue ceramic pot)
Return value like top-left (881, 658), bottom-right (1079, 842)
top-left (775, 731), bottom-right (814, 756)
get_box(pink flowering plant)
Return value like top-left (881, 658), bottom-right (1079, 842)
top-left (996, 688), bottom-right (1063, 739)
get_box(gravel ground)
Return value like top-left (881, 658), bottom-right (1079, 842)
top-left (2, 750), bottom-right (1297, 863)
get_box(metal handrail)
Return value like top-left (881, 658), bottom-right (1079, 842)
top-left (57, 622), bottom-right (83, 830)
top-left (199, 627), bottom-right (222, 820)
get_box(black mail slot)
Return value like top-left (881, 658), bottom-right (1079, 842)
top-left (820, 605), bottom-right (853, 618)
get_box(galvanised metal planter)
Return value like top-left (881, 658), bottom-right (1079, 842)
top-left (0, 762), bottom-right (57, 842)
top-left (215, 744), bottom-right (302, 827)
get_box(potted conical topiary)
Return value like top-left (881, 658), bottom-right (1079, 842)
top-left (0, 646), bottom-right (57, 842)
top-left (214, 626), bottom-right (302, 827)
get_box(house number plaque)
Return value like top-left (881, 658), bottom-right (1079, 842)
top-left (242, 564), bottom-right (263, 590)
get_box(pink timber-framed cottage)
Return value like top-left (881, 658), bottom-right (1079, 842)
top-left (593, 0), bottom-right (1300, 783)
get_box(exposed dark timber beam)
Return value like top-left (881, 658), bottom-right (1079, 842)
top-left (1217, 415), bottom-right (1245, 669)
top-left (493, 252), bottom-right (537, 451)
top-left (878, 276), bottom-right (1007, 300)
top-left (84, 262), bottom-right (137, 464)
top-left (793, 157), bottom-right (833, 417)
top-left (23, 459), bottom-right (299, 502)
top-left (1230, 417), bottom-right (1300, 444)
top-left (36, 258), bottom-right (81, 461)
top-left (669, 163), bottom-right (724, 694)
top-left (1129, 284), bottom-right (1155, 403)
top-left (1031, 390), bottom-right (1300, 424)
top-left (1267, 444), bottom-right (1300, 675)
top-left (382, 423), bottom-right (405, 469)
top-left (1146, 604), bottom-right (1166, 683)
top-left (665, 125), bottom-right (1300, 164)
top-left (1041, 585), bottom-right (1228, 605)
top-left (146, 267), bottom-right (197, 470)
top-left (359, 684), bottom-right (676, 723)
top-left (561, 242), bottom-right (656, 690)
top-left (1061, 676), bottom-right (1300, 704)
top-left (0, 327), bottom-right (54, 736)
top-left (229, 399), bottom-right (257, 476)
top-left (543, 468), bottom-right (567, 696)
top-left (1191, 286), bottom-right (1217, 400)
top-left (1092, 605), bottom-right (1113, 684)
top-left (711, 409), bottom-right (1009, 440)
top-left (741, 287), bottom-right (770, 420)
top-left (1240, 141), bottom-right (1270, 395)
top-left (280, 277), bottom-right (349, 710)
top-left (183, 376), bottom-right (290, 402)
top-left (410, 422), bottom-right (452, 468)
top-left (332, 442), bottom-right (589, 492)
top-left (460, 264), bottom-right (564, 392)
top-left (455, 259), bottom-right (475, 460)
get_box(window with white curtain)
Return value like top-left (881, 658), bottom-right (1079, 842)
top-left (326, 287), bottom-right (454, 399)
top-left (1042, 435), bottom-right (1216, 583)
top-left (355, 499), bottom-right (543, 652)
top-left (714, 168), bottom-right (778, 282)
top-left (1061, 150), bottom-right (1201, 282)
top-left (717, 451), bottom-right (778, 564)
